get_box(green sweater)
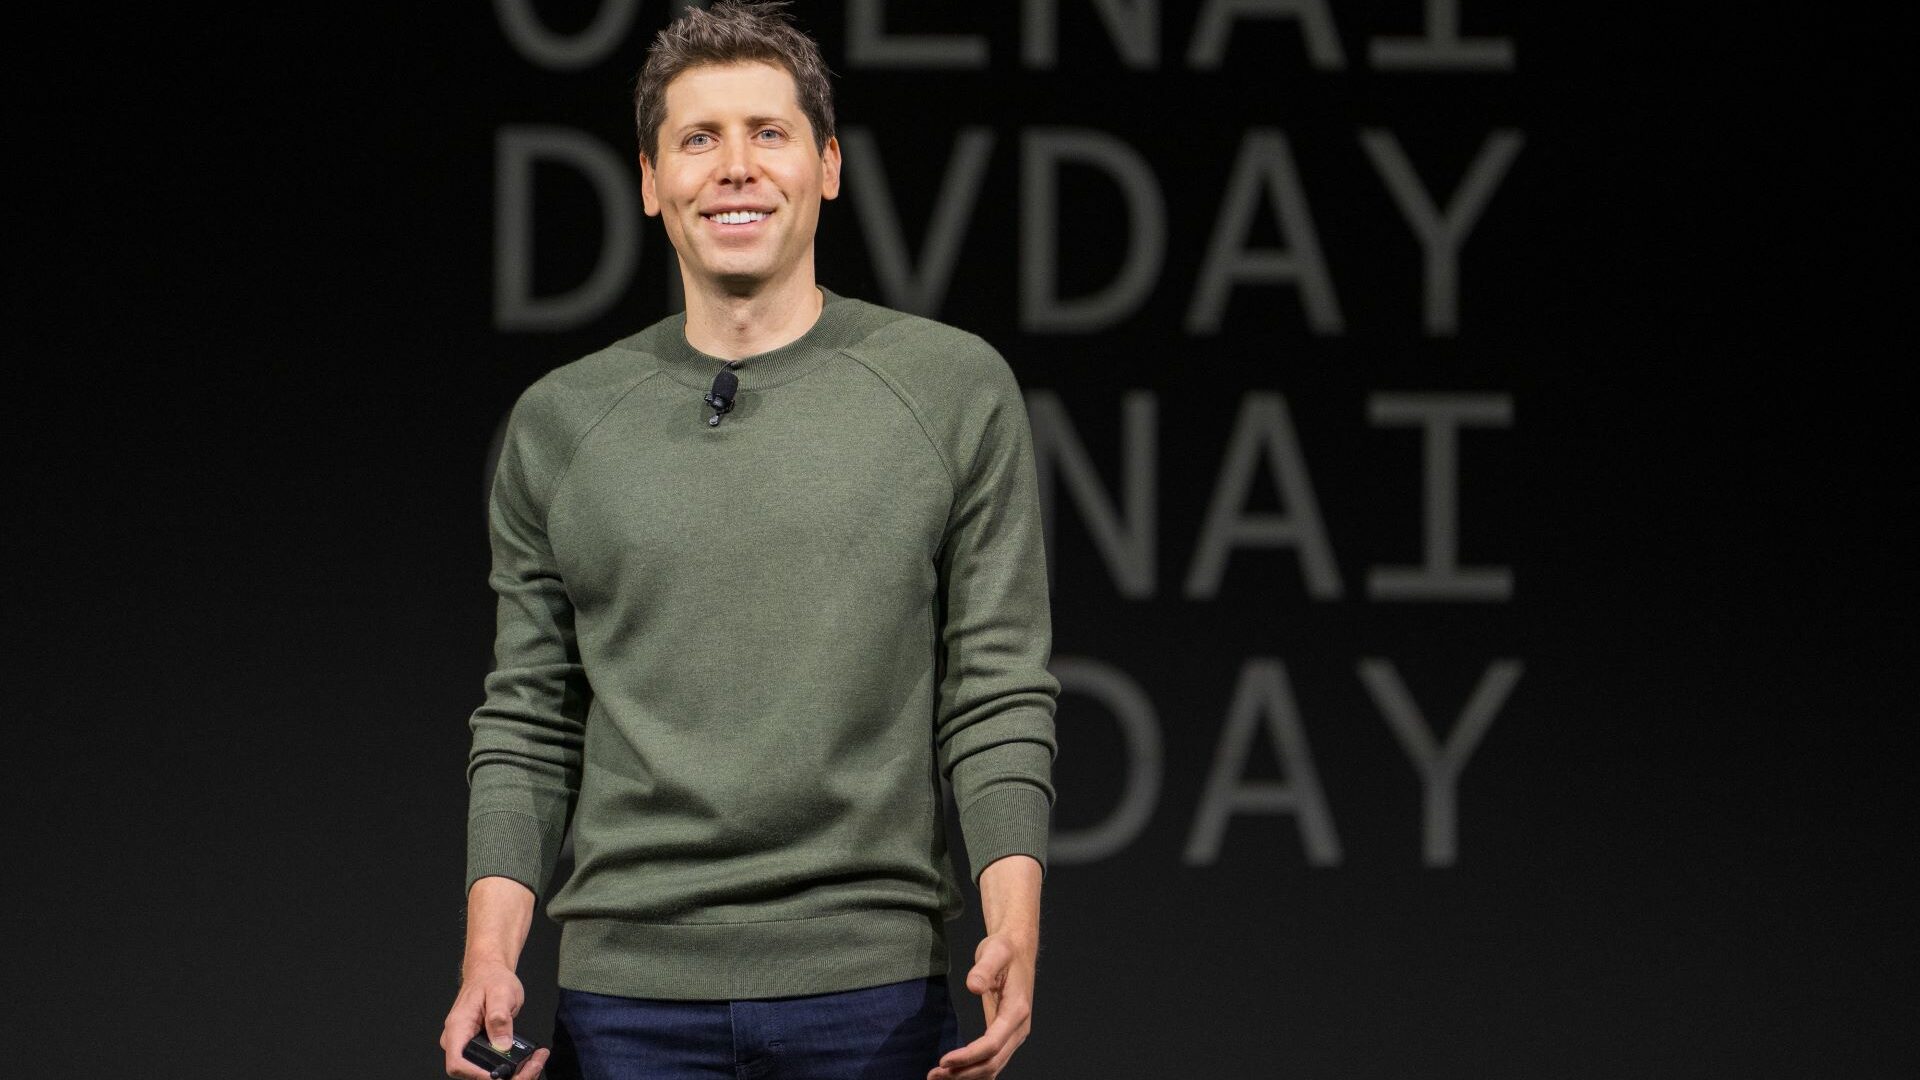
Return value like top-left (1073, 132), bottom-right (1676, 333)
top-left (464, 286), bottom-right (1059, 1000)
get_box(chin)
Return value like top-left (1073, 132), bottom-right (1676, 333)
top-left (708, 266), bottom-right (774, 292)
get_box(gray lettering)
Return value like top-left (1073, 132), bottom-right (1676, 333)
top-left (494, 126), bottom-right (638, 331)
top-left (1020, 128), bottom-right (1166, 333)
top-left (1185, 393), bottom-right (1342, 599)
top-left (1366, 393), bottom-right (1513, 600)
top-left (1024, 0), bottom-right (1158, 68)
top-left (1187, 130), bottom-right (1343, 335)
top-left (1186, 659), bottom-right (1342, 865)
top-left (847, 0), bottom-right (988, 67)
top-left (841, 127), bottom-right (994, 318)
top-left (1187, 0), bottom-right (1345, 69)
top-left (1360, 128), bottom-right (1524, 336)
top-left (1050, 657), bottom-right (1164, 863)
top-left (1369, 0), bottom-right (1514, 70)
top-left (1028, 390), bottom-right (1158, 598)
top-left (492, 0), bottom-right (641, 70)
top-left (1359, 657), bottom-right (1523, 866)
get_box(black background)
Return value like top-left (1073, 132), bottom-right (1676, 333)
top-left (11, 2), bottom-right (1911, 1076)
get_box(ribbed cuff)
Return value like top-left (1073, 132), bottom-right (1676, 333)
top-left (465, 809), bottom-right (566, 900)
top-left (956, 785), bottom-right (1052, 884)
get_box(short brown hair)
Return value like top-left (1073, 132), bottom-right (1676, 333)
top-left (633, 0), bottom-right (836, 165)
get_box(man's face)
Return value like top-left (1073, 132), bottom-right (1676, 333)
top-left (640, 61), bottom-right (841, 293)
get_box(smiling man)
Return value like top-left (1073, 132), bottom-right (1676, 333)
top-left (438, 4), bottom-right (1059, 1080)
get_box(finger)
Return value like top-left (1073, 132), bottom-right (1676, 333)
top-left (936, 999), bottom-right (1029, 1073)
top-left (935, 1031), bottom-right (1000, 1073)
top-left (515, 1047), bottom-right (551, 1079)
top-left (443, 1043), bottom-right (495, 1080)
top-left (934, 1015), bottom-right (1011, 1074)
top-left (442, 1026), bottom-right (499, 1080)
top-left (948, 1025), bottom-right (1027, 1080)
top-left (444, 1014), bottom-right (491, 1079)
top-left (946, 1042), bottom-right (1019, 1080)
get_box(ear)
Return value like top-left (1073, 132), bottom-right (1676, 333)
top-left (639, 152), bottom-right (660, 217)
top-left (820, 135), bottom-right (841, 201)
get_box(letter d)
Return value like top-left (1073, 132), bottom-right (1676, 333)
top-left (495, 125), bottom-right (637, 331)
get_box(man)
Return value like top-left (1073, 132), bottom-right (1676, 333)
top-left (438, 4), bottom-right (1059, 1079)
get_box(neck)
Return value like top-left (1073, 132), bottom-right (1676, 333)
top-left (680, 261), bottom-right (824, 361)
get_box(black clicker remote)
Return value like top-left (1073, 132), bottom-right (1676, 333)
top-left (462, 1033), bottom-right (540, 1079)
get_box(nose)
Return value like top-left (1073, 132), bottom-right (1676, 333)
top-left (720, 137), bottom-right (754, 186)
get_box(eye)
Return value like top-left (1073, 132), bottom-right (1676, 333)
top-left (756, 128), bottom-right (782, 141)
top-left (686, 132), bottom-right (712, 147)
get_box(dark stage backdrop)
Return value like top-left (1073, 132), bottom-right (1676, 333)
top-left (12, 2), bottom-right (1912, 1076)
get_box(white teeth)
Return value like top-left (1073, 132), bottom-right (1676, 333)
top-left (711, 210), bottom-right (767, 224)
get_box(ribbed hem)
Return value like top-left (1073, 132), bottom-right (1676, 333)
top-left (958, 785), bottom-right (1052, 884)
top-left (645, 285), bottom-right (868, 391)
top-left (557, 908), bottom-right (947, 1000)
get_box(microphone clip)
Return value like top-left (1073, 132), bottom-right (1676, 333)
top-left (705, 366), bottom-right (739, 427)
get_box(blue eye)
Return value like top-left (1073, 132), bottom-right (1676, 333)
top-left (687, 133), bottom-right (711, 147)
top-left (757, 128), bottom-right (780, 140)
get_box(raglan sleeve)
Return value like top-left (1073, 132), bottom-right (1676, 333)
top-left (463, 384), bottom-right (591, 902)
top-left (932, 337), bottom-right (1062, 884)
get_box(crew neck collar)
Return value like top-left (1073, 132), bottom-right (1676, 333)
top-left (651, 285), bottom-right (858, 391)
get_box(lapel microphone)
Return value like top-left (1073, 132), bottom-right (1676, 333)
top-left (705, 367), bottom-right (738, 427)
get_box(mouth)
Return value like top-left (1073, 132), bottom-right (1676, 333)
top-left (702, 208), bottom-right (773, 230)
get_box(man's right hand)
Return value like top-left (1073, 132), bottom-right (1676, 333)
top-left (440, 959), bottom-right (550, 1079)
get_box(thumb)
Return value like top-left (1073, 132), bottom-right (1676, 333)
top-left (485, 996), bottom-right (517, 1052)
top-left (968, 941), bottom-right (1008, 993)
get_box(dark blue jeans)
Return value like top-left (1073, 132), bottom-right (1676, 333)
top-left (546, 975), bottom-right (962, 1080)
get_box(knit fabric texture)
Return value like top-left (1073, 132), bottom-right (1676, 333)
top-left (464, 286), bottom-right (1059, 999)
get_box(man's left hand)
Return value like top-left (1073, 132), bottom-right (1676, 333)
top-left (929, 931), bottom-right (1036, 1080)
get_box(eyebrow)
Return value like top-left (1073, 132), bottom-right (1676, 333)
top-left (674, 115), bottom-right (795, 136)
